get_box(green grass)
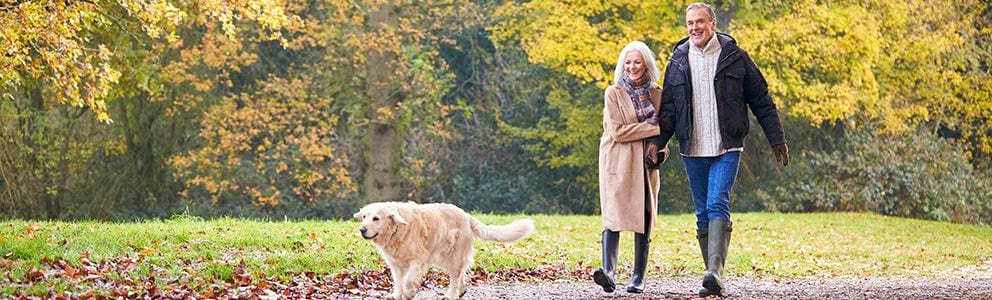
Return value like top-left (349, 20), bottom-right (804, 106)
top-left (0, 212), bottom-right (990, 296)
top-left (473, 212), bottom-right (992, 279)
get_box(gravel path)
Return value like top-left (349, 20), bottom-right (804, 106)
top-left (404, 277), bottom-right (992, 299)
top-left (338, 261), bottom-right (992, 299)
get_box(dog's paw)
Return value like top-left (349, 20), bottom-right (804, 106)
top-left (443, 290), bottom-right (467, 300)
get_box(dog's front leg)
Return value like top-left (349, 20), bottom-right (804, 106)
top-left (386, 262), bottom-right (410, 300)
top-left (401, 261), bottom-right (428, 300)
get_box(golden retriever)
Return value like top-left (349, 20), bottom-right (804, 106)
top-left (354, 201), bottom-right (535, 300)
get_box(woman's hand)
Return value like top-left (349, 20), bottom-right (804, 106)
top-left (645, 142), bottom-right (660, 170)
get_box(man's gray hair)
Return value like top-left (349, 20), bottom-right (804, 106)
top-left (686, 2), bottom-right (717, 23)
top-left (613, 41), bottom-right (660, 85)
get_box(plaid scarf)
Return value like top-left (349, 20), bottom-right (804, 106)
top-left (620, 75), bottom-right (658, 124)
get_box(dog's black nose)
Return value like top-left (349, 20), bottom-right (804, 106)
top-left (360, 227), bottom-right (367, 234)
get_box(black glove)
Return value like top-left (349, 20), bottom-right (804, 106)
top-left (772, 143), bottom-right (789, 166)
top-left (645, 142), bottom-right (660, 170)
top-left (645, 142), bottom-right (659, 170)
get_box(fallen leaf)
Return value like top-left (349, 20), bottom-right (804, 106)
top-left (24, 223), bottom-right (40, 237)
top-left (64, 265), bottom-right (77, 278)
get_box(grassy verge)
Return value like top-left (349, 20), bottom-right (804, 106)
top-left (0, 212), bottom-right (989, 297)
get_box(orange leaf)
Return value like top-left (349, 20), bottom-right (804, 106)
top-left (24, 223), bottom-right (40, 237)
top-left (65, 265), bottom-right (78, 278)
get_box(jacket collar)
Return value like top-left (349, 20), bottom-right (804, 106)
top-left (672, 32), bottom-right (740, 72)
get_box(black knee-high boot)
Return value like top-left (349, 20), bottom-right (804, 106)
top-left (701, 219), bottom-right (732, 297)
top-left (593, 230), bottom-right (619, 292)
top-left (626, 233), bottom-right (650, 293)
top-left (626, 168), bottom-right (654, 293)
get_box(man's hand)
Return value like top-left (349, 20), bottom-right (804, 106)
top-left (658, 117), bottom-right (673, 132)
top-left (645, 142), bottom-right (660, 170)
top-left (772, 143), bottom-right (789, 166)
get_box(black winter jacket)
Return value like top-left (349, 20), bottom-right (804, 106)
top-left (651, 33), bottom-right (786, 155)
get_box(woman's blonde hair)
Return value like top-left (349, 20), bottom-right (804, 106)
top-left (613, 41), bottom-right (660, 85)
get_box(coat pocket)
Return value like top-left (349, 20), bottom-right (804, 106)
top-left (607, 144), bottom-right (620, 174)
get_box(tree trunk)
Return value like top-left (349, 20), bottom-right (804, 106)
top-left (713, 0), bottom-right (735, 32)
top-left (363, 3), bottom-right (403, 204)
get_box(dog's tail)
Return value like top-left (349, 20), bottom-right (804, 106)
top-left (471, 217), bottom-right (535, 242)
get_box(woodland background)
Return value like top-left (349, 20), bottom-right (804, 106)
top-left (1, 0), bottom-right (990, 224)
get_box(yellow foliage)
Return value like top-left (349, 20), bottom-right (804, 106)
top-left (491, 0), bottom-right (992, 172)
top-left (0, 0), bottom-right (299, 123)
top-left (491, 1), bottom-right (685, 88)
top-left (737, 0), bottom-right (989, 139)
top-left (171, 74), bottom-right (356, 207)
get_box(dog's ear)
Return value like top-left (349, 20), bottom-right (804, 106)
top-left (388, 209), bottom-right (408, 225)
top-left (353, 211), bottom-right (363, 220)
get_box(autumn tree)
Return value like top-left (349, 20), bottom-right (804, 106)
top-left (731, 0), bottom-right (992, 161)
top-left (0, 0), bottom-right (300, 218)
top-left (168, 1), bottom-right (473, 214)
top-left (346, 1), bottom-right (481, 205)
top-left (488, 1), bottom-right (691, 207)
top-left (489, 0), bottom-right (992, 218)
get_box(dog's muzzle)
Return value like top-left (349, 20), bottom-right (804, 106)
top-left (360, 227), bottom-right (378, 240)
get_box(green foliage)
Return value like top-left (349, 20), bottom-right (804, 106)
top-left (758, 126), bottom-right (992, 225)
top-left (1, 0), bottom-right (991, 224)
top-left (0, 93), bottom-right (102, 219)
top-left (436, 148), bottom-right (595, 215)
top-left (423, 8), bottom-right (602, 213)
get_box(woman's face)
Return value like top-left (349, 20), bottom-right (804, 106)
top-left (624, 50), bottom-right (646, 81)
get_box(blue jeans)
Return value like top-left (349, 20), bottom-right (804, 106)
top-left (683, 151), bottom-right (742, 230)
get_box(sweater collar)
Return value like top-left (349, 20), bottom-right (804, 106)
top-left (689, 33), bottom-right (721, 55)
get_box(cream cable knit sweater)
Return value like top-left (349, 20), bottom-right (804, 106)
top-left (687, 35), bottom-right (743, 157)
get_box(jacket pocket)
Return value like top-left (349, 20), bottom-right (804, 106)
top-left (723, 67), bottom-right (746, 102)
top-left (719, 67), bottom-right (748, 137)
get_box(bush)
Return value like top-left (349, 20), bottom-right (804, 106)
top-left (759, 125), bottom-right (992, 225)
top-left (423, 141), bottom-right (594, 215)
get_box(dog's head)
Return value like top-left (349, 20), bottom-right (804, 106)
top-left (354, 202), bottom-right (408, 241)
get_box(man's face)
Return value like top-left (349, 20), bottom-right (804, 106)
top-left (686, 8), bottom-right (716, 48)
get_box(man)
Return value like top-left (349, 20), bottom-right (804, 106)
top-left (649, 2), bottom-right (789, 297)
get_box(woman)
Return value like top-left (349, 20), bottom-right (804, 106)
top-left (593, 41), bottom-right (669, 294)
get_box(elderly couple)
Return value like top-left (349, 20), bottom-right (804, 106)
top-left (595, 2), bottom-right (790, 297)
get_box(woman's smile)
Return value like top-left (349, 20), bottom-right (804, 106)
top-left (624, 50), bottom-right (646, 81)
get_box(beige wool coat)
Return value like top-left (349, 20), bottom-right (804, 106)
top-left (598, 82), bottom-right (666, 234)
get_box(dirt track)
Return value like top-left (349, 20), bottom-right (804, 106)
top-left (407, 277), bottom-right (992, 299)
